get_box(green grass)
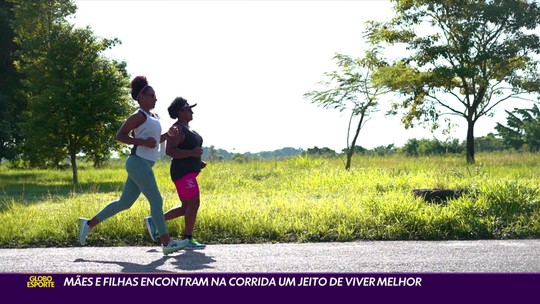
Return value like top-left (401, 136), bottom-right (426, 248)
top-left (1, 152), bottom-right (539, 248)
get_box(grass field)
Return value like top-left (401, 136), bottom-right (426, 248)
top-left (0, 152), bottom-right (539, 248)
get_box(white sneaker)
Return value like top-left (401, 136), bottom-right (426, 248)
top-left (78, 218), bottom-right (92, 245)
top-left (162, 239), bottom-right (190, 255)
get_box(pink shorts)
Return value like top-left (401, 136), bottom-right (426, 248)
top-left (174, 172), bottom-right (200, 199)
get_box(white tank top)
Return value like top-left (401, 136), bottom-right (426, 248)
top-left (131, 109), bottom-right (161, 161)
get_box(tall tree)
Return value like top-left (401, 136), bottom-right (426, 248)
top-left (7, 0), bottom-right (76, 166)
top-left (304, 51), bottom-right (389, 170)
top-left (0, 0), bottom-right (23, 161)
top-left (11, 0), bottom-right (134, 183)
top-left (366, 0), bottom-right (540, 164)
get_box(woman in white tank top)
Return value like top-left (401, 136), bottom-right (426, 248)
top-left (78, 76), bottom-right (190, 255)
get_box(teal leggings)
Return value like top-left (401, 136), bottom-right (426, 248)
top-left (95, 155), bottom-right (167, 236)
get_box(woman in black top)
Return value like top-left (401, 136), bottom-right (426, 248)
top-left (144, 96), bottom-right (206, 249)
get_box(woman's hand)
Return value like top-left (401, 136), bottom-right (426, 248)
top-left (191, 147), bottom-right (203, 157)
top-left (167, 126), bottom-right (180, 137)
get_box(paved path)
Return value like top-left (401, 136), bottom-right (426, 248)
top-left (1, 239), bottom-right (539, 273)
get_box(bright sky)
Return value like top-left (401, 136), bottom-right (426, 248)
top-left (72, 0), bottom-right (516, 154)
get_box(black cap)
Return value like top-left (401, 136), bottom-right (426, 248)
top-left (181, 100), bottom-right (197, 109)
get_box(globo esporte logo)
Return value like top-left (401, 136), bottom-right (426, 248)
top-left (27, 275), bottom-right (55, 288)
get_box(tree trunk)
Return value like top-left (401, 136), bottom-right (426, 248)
top-left (70, 151), bottom-right (78, 184)
top-left (466, 119), bottom-right (475, 164)
top-left (345, 148), bottom-right (353, 170)
top-left (346, 111), bottom-right (366, 170)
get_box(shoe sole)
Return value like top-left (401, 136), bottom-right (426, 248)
top-left (163, 241), bottom-right (189, 255)
top-left (163, 245), bottom-right (188, 255)
top-left (184, 246), bottom-right (206, 250)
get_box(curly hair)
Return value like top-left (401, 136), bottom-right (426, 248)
top-left (168, 97), bottom-right (189, 119)
top-left (130, 75), bottom-right (149, 101)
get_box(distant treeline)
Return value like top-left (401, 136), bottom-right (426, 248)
top-left (201, 133), bottom-right (536, 161)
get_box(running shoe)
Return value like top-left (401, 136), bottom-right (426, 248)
top-left (144, 216), bottom-right (159, 242)
top-left (185, 238), bottom-right (206, 250)
top-left (78, 218), bottom-right (92, 245)
top-left (163, 239), bottom-right (190, 255)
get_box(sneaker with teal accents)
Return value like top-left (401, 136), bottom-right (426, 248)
top-left (144, 216), bottom-right (159, 242)
top-left (162, 239), bottom-right (189, 255)
top-left (185, 238), bottom-right (206, 250)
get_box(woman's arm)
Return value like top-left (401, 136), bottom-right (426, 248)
top-left (165, 128), bottom-right (203, 159)
top-left (116, 113), bottom-right (156, 148)
top-left (160, 125), bottom-right (178, 143)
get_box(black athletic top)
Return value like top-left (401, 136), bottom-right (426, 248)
top-left (170, 124), bottom-right (203, 181)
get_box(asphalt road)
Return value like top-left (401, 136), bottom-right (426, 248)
top-left (1, 240), bottom-right (539, 273)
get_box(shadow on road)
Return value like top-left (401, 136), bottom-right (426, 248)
top-left (170, 250), bottom-right (216, 272)
top-left (73, 249), bottom-right (216, 272)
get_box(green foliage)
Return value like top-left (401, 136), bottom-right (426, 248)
top-left (474, 133), bottom-right (505, 153)
top-left (306, 146), bottom-right (337, 157)
top-left (0, 0), bottom-right (23, 160)
top-left (402, 138), bottom-right (464, 156)
top-left (304, 51), bottom-right (390, 169)
top-left (0, 153), bottom-right (539, 247)
top-left (496, 104), bottom-right (540, 152)
top-left (367, 0), bottom-right (540, 164)
top-left (9, 0), bottom-right (76, 65)
top-left (304, 52), bottom-right (385, 113)
top-left (9, 0), bottom-right (134, 182)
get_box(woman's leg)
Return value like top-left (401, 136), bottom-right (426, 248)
top-left (162, 197), bottom-right (199, 236)
top-left (89, 158), bottom-right (142, 227)
top-left (124, 156), bottom-right (171, 245)
top-left (163, 204), bottom-right (186, 220)
top-left (79, 156), bottom-right (142, 245)
top-left (172, 173), bottom-right (202, 240)
top-left (182, 196), bottom-right (200, 237)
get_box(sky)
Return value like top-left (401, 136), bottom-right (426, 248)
top-left (71, 0), bottom-right (524, 154)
